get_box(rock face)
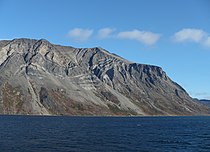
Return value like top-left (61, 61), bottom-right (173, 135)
top-left (0, 38), bottom-right (208, 115)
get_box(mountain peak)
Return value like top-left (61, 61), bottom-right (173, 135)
top-left (0, 38), bottom-right (208, 116)
top-left (6, 38), bottom-right (51, 46)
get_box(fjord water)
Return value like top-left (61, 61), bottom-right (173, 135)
top-left (0, 116), bottom-right (210, 152)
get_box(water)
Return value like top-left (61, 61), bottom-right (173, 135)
top-left (0, 116), bottom-right (210, 152)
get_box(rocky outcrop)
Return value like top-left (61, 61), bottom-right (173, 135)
top-left (0, 38), bottom-right (208, 115)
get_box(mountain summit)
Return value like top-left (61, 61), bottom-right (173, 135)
top-left (0, 38), bottom-right (208, 115)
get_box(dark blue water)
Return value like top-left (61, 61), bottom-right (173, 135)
top-left (0, 116), bottom-right (210, 152)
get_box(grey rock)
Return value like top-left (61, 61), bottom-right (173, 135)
top-left (0, 38), bottom-right (208, 115)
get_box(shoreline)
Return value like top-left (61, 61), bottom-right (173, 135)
top-left (0, 114), bottom-right (209, 118)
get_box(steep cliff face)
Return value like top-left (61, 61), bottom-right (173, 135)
top-left (0, 38), bottom-right (208, 115)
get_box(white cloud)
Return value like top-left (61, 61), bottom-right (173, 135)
top-left (173, 28), bottom-right (207, 43)
top-left (204, 37), bottom-right (210, 47)
top-left (116, 29), bottom-right (161, 45)
top-left (97, 28), bottom-right (115, 39)
top-left (66, 28), bottom-right (162, 46)
top-left (67, 28), bottom-right (93, 42)
top-left (173, 28), bottom-right (210, 48)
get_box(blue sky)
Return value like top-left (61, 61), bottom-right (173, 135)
top-left (1, 0), bottom-right (210, 99)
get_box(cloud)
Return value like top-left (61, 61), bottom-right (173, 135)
top-left (173, 28), bottom-right (207, 43)
top-left (97, 28), bottom-right (115, 39)
top-left (66, 28), bottom-right (161, 45)
top-left (67, 28), bottom-right (93, 42)
top-left (173, 28), bottom-right (210, 48)
top-left (116, 29), bottom-right (161, 45)
top-left (204, 37), bottom-right (210, 47)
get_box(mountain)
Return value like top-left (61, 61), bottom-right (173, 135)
top-left (0, 38), bottom-right (208, 116)
top-left (197, 99), bottom-right (210, 107)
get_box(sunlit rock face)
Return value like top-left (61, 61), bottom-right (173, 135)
top-left (0, 38), bottom-right (208, 116)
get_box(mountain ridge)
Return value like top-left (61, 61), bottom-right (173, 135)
top-left (0, 38), bottom-right (208, 116)
top-left (196, 99), bottom-right (210, 108)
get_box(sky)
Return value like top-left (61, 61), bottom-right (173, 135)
top-left (0, 0), bottom-right (210, 99)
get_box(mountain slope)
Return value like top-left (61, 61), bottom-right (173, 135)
top-left (197, 99), bottom-right (210, 107)
top-left (0, 38), bottom-right (208, 115)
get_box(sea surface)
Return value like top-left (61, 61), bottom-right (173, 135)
top-left (0, 116), bottom-right (210, 152)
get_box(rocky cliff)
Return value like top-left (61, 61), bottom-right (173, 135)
top-left (0, 38), bottom-right (208, 115)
